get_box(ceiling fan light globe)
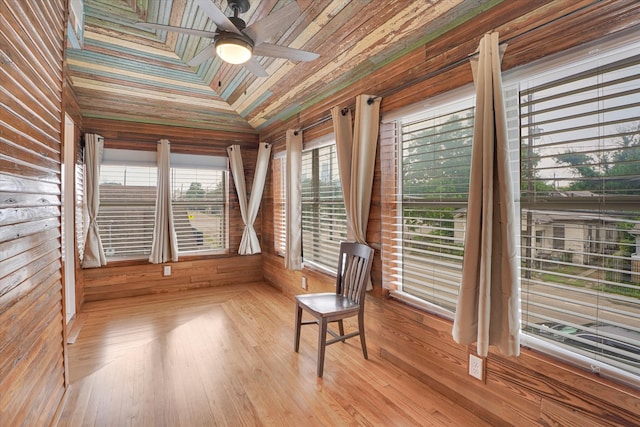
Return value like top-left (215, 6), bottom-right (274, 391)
top-left (216, 39), bottom-right (252, 64)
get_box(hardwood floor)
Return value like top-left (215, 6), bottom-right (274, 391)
top-left (57, 283), bottom-right (491, 426)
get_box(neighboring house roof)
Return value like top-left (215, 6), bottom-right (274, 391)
top-left (453, 207), bottom-right (621, 226)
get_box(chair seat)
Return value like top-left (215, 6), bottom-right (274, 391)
top-left (296, 293), bottom-right (359, 317)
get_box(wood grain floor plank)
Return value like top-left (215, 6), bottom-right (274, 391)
top-left (57, 283), bottom-right (491, 426)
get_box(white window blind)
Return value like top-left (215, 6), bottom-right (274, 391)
top-left (98, 164), bottom-right (157, 259)
top-left (395, 98), bottom-right (475, 311)
top-left (519, 51), bottom-right (640, 375)
top-left (75, 160), bottom-right (85, 263)
top-left (301, 143), bottom-right (347, 272)
top-left (272, 155), bottom-right (286, 256)
top-left (171, 167), bottom-right (227, 254)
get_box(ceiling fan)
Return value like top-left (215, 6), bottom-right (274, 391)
top-left (137, 0), bottom-right (319, 77)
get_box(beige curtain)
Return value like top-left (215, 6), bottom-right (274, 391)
top-left (285, 129), bottom-right (302, 270)
top-left (331, 94), bottom-right (382, 289)
top-left (452, 32), bottom-right (520, 357)
top-left (332, 106), bottom-right (355, 240)
top-left (82, 133), bottom-right (107, 268)
top-left (331, 95), bottom-right (381, 243)
top-left (350, 95), bottom-right (381, 243)
top-left (227, 143), bottom-right (271, 255)
top-left (149, 139), bottom-right (178, 264)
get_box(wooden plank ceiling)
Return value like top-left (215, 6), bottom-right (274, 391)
top-left (67, 0), bottom-right (485, 135)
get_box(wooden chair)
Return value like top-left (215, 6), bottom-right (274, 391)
top-left (294, 242), bottom-right (375, 377)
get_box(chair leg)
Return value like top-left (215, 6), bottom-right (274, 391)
top-left (317, 318), bottom-right (328, 377)
top-left (358, 312), bottom-right (368, 359)
top-left (294, 304), bottom-right (303, 352)
top-left (337, 320), bottom-right (345, 342)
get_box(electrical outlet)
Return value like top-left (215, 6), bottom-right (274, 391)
top-left (163, 265), bottom-right (171, 276)
top-left (301, 276), bottom-right (308, 290)
top-left (469, 353), bottom-right (484, 381)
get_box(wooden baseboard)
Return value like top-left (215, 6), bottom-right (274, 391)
top-left (379, 348), bottom-right (507, 426)
top-left (66, 313), bottom-right (88, 345)
top-left (49, 388), bottom-right (68, 427)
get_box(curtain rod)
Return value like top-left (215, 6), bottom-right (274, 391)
top-left (99, 139), bottom-right (258, 150)
top-left (157, 140), bottom-right (268, 149)
top-left (267, 0), bottom-right (604, 146)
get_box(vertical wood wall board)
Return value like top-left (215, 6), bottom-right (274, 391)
top-left (0, 0), bottom-right (66, 425)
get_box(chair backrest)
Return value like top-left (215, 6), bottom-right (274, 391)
top-left (335, 242), bottom-right (375, 305)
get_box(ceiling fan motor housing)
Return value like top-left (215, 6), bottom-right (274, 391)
top-left (229, 16), bottom-right (247, 31)
top-left (216, 31), bottom-right (254, 49)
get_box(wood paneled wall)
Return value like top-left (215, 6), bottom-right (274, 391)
top-left (261, 0), bottom-right (640, 425)
top-left (76, 119), bottom-right (262, 301)
top-left (0, 1), bottom-right (67, 425)
top-left (368, 296), bottom-right (640, 426)
top-left (82, 117), bottom-right (258, 153)
top-left (82, 255), bottom-right (263, 302)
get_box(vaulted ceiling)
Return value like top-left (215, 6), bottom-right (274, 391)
top-left (66, 0), bottom-right (492, 135)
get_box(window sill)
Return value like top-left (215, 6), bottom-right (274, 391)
top-left (96, 250), bottom-right (237, 268)
top-left (389, 289), bottom-right (454, 322)
top-left (302, 260), bottom-right (337, 278)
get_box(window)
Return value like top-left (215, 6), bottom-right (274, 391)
top-left (98, 160), bottom-right (157, 259)
top-left (171, 165), bottom-right (227, 254)
top-left (272, 154), bottom-right (286, 256)
top-left (301, 142), bottom-right (347, 271)
top-left (518, 44), bottom-right (640, 377)
top-left (552, 224), bottom-right (565, 250)
top-left (97, 149), bottom-right (228, 260)
top-left (384, 36), bottom-right (640, 382)
top-left (389, 95), bottom-right (475, 312)
top-left (76, 146), bottom-right (86, 263)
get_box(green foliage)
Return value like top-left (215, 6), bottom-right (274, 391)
top-left (186, 182), bottom-right (205, 198)
top-left (521, 141), bottom-right (555, 194)
top-left (402, 110), bottom-right (474, 200)
top-left (554, 122), bottom-right (640, 194)
top-left (207, 181), bottom-right (225, 199)
top-left (596, 280), bottom-right (640, 298)
top-left (402, 111), bottom-right (499, 253)
top-left (615, 221), bottom-right (638, 258)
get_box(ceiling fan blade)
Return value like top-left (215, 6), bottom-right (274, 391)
top-left (136, 22), bottom-right (218, 39)
top-left (195, 0), bottom-right (242, 35)
top-left (243, 57), bottom-right (269, 77)
top-left (253, 43), bottom-right (319, 62)
top-left (187, 45), bottom-right (217, 67)
top-left (243, 2), bottom-right (301, 44)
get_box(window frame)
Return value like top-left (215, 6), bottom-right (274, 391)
top-left (383, 87), bottom-right (477, 319)
top-left (300, 136), bottom-right (347, 274)
top-left (96, 148), bottom-right (229, 262)
top-left (98, 151), bottom-right (158, 260)
top-left (170, 160), bottom-right (229, 256)
top-left (513, 38), bottom-right (640, 386)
